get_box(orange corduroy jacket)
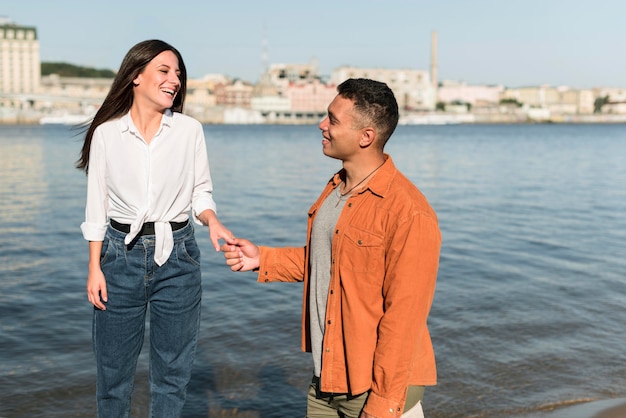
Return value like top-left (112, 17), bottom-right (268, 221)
top-left (257, 155), bottom-right (441, 418)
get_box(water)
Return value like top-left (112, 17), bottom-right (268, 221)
top-left (0, 123), bottom-right (625, 418)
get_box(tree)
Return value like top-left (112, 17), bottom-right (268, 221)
top-left (499, 98), bottom-right (523, 107)
top-left (594, 95), bottom-right (610, 113)
top-left (41, 62), bottom-right (116, 78)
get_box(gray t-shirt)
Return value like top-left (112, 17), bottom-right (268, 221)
top-left (309, 186), bottom-right (348, 377)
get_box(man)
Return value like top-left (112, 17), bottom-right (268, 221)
top-left (222, 78), bottom-right (441, 418)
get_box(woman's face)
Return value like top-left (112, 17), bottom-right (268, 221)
top-left (132, 50), bottom-right (181, 111)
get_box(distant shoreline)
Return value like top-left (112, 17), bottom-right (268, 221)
top-left (2, 112), bottom-right (626, 126)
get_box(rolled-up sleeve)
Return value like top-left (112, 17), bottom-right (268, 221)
top-left (257, 246), bottom-right (306, 283)
top-left (80, 129), bottom-right (108, 241)
top-left (191, 127), bottom-right (217, 224)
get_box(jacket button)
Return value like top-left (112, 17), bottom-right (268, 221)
top-left (358, 240), bottom-right (362, 245)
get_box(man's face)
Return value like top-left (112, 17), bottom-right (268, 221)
top-left (318, 95), bottom-right (363, 161)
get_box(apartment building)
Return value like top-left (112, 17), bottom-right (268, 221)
top-left (437, 80), bottom-right (504, 107)
top-left (284, 79), bottom-right (336, 112)
top-left (593, 87), bottom-right (626, 114)
top-left (266, 60), bottom-right (320, 89)
top-left (331, 66), bottom-right (436, 111)
top-left (0, 18), bottom-right (40, 94)
top-left (500, 85), bottom-right (595, 114)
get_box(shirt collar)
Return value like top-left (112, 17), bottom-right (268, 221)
top-left (331, 154), bottom-right (396, 198)
top-left (117, 108), bottom-right (174, 135)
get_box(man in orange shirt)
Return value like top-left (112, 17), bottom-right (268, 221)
top-left (222, 78), bottom-right (441, 418)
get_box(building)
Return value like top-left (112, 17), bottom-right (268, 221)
top-left (593, 87), bottom-right (626, 114)
top-left (438, 80), bottom-right (504, 107)
top-left (214, 79), bottom-right (254, 108)
top-left (0, 17), bottom-right (40, 95)
top-left (331, 66), bottom-right (436, 111)
top-left (500, 85), bottom-right (595, 115)
top-left (265, 60), bottom-right (320, 90)
top-left (283, 79), bottom-right (336, 113)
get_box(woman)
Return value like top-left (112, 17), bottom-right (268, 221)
top-left (77, 39), bottom-right (232, 416)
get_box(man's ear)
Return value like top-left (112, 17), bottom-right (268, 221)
top-left (359, 127), bottom-right (376, 148)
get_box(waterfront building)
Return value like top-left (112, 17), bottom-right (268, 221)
top-left (38, 74), bottom-right (111, 112)
top-left (214, 79), bottom-right (253, 108)
top-left (186, 75), bottom-right (220, 123)
top-left (331, 66), bottom-right (436, 111)
top-left (437, 80), bottom-right (504, 107)
top-left (593, 87), bottom-right (626, 114)
top-left (265, 60), bottom-right (320, 90)
top-left (0, 18), bottom-right (40, 95)
top-left (283, 79), bottom-right (336, 113)
top-left (501, 85), bottom-right (595, 115)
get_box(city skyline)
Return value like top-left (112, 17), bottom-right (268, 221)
top-left (2, 0), bottom-right (626, 89)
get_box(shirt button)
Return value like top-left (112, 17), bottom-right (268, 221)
top-left (327, 320), bottom-right (331, 324)
top-left (325, 348), bottom-right (330, 352)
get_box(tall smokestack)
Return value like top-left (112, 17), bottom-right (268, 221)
top-left (431, 30), bottom-right (438, 90)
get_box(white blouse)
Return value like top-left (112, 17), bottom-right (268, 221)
top-left (80, 110), bottom-right (217, 265)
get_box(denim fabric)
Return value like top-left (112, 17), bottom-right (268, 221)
top-left (93, 222), bottom-right (202, 418)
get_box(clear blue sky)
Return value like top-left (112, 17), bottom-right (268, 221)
top-left (2, 0), bottom-right (625, 88)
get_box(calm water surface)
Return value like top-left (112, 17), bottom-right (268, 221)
top-left (0, 123), bottom-right (625, 417)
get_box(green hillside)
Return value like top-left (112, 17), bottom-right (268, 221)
top-left (41, 62), bottom-right (115, 78)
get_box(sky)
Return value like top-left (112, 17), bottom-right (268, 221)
top-left (2, 0), bottom-right (625, 88)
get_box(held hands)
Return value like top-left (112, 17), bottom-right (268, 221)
top-left (208, 218), bottom-right (234, 252)
top-left (220, 237), bottom-right (260, 272)
top-left (199, 209), bottom-right (234, 251)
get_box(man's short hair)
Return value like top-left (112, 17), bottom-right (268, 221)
top-left (336, 78), bottom-right (399, 147)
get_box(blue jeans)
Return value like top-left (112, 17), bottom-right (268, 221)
top-left (94, 222), bottom-right (202, 418)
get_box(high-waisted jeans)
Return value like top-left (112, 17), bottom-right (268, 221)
top-left (93, 222), bottom-right (201, 418)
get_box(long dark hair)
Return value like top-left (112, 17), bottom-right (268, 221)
top-left (76, 39), bottom-right (187, 172)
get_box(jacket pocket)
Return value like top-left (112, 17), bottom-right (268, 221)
top-left (341, 226), bottom-right (384, 273)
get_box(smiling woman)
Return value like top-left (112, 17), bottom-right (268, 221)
top-left (130, 50), bottom-right (182, 140)
top-left (75, 39), bottom-right (233, 417)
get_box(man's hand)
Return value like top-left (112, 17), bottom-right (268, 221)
top-left (220, 237), bottom-right (260, 272)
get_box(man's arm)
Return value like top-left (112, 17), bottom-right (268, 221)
top-left (364, 213), bottom-right (441, 417)
top-left (221, 239), bottom-right (306, 283)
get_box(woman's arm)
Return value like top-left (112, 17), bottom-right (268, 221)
top-left (86, 240), bottom-right (107, 310)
